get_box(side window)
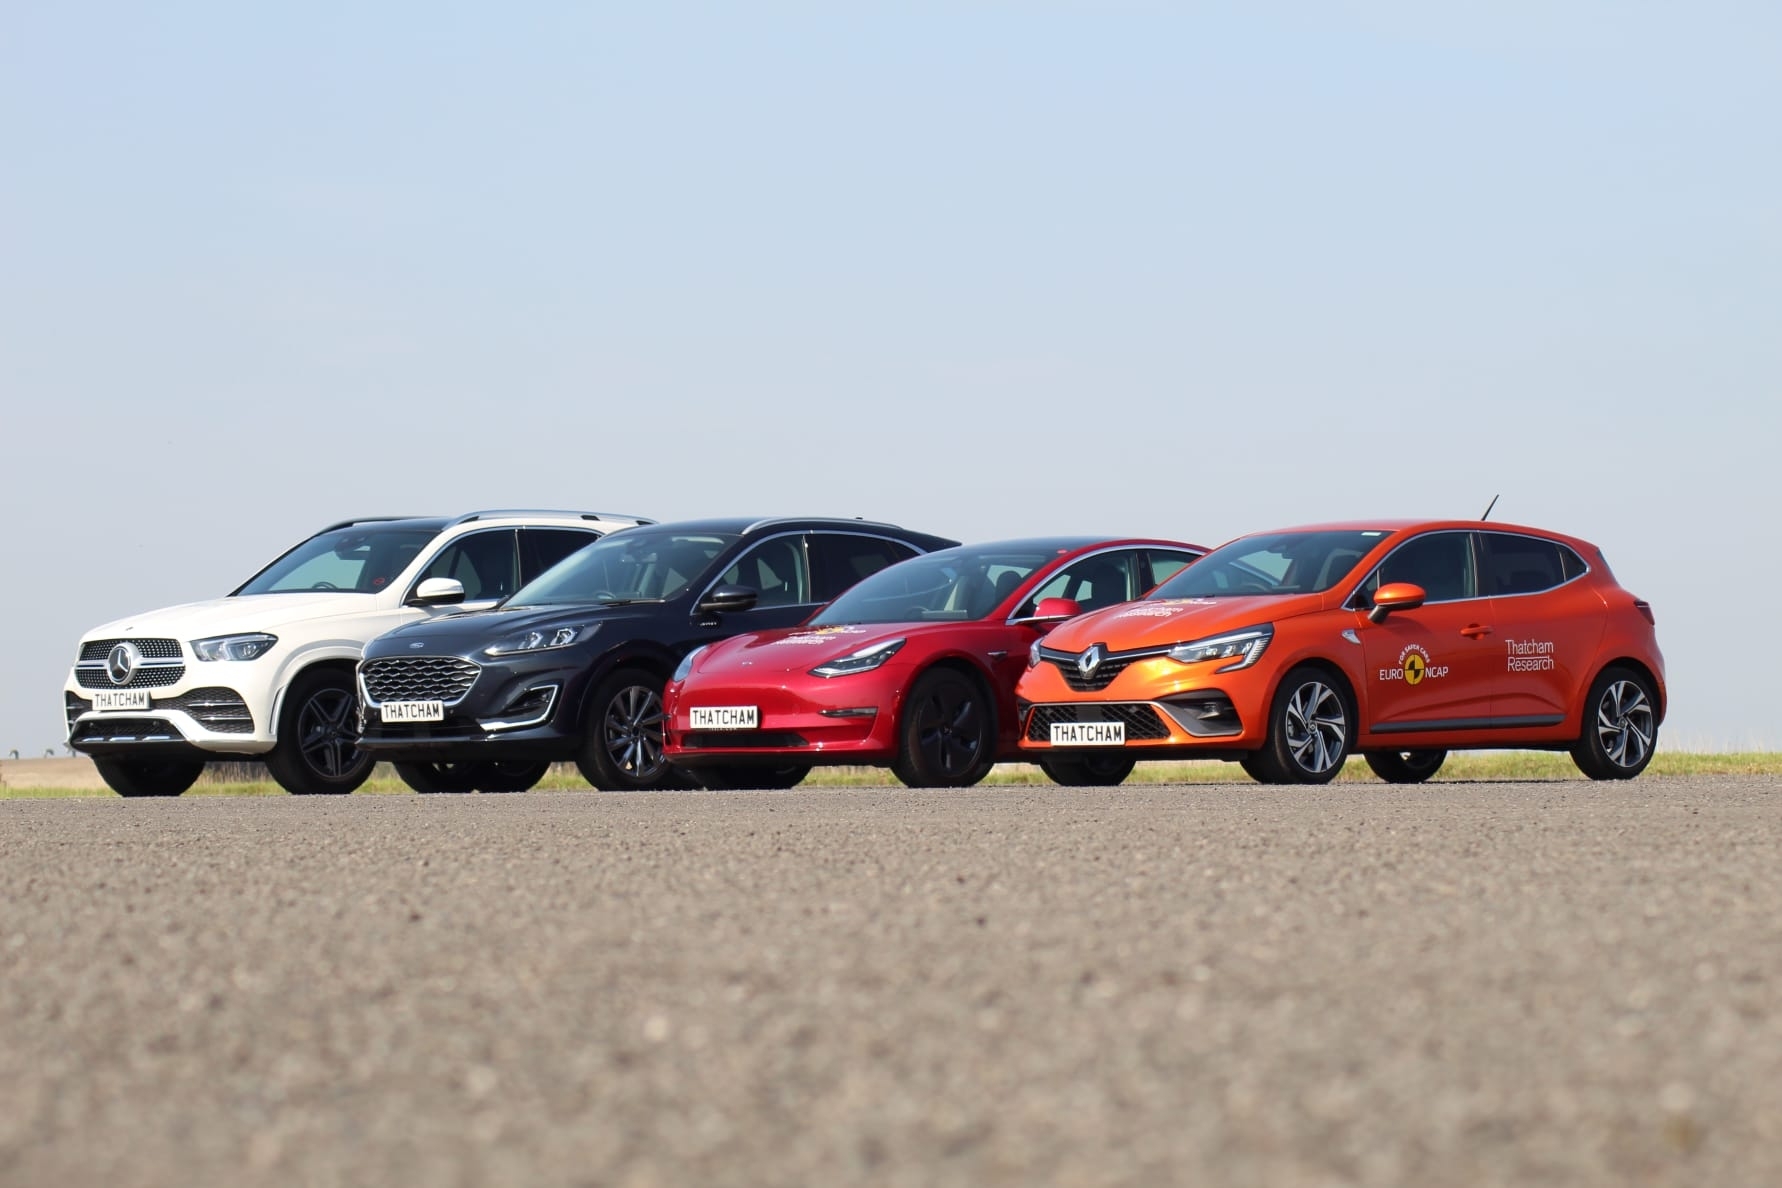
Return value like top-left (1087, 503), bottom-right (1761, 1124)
top-left (417, 530), bottom-right (520, 602)
top-left (1482, 533), bottom-right (1567, 596)
top-left (522, 528), bottom-right (601, 583)
top-left (1015, 552), bottom-right (1140, 617)
top-left (1364, 532), bottom-right (1476, 603)
top-left (1142, 549), bottom-right (1201, 592)
top-left (719, 535), bottom-right (812, 608)
top-left (809, 534), bottom-right (921, 601)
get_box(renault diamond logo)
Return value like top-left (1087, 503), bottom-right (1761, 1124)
top-left (1077, 644), bottom-right (1106, 678)
top-left (106, 642), bottom-right (141, 686)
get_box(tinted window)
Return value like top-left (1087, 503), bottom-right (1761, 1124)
top-left (813, 545), bottom-right (1057, 625)
top-left (236, 525), bottom-right (438, 595)
top-left (810, 534), bottom-right (921, 601)
top-left (511, 531), bottom-right (740, 606)
top-left (522, 529), bottom-right (601, 582)
top-left (1559, 545), bottom-right (1589, 582)
top-left (1151, 531), bottom-right (1384, 598)
top-left (1017, 552), bottom-right (1138, 617)
top-left (417, 530), bottom-right (520, 602)
top-left (1482, 533), bottom-right (1567, 596)
top-left (1144, 550), bottom-right (1200, 589)
top-left (1361, 532), bottom-right (1477, 603)
top-left (719, 535), bottom-right (812, 607)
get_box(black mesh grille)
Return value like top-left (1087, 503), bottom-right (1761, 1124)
top-left (81, 638), bottom-right (182, 661)
top-left (65, 691), bottom-right (87, 733)
top-left (361, 657), bottom-right (481, 703)
top-left (71, 718), bottom-right (187, 744)
top-left (75, 664), bottom-right (185, 690)
top-left (163, 687), bottom-right (254, 734)
top-left (1026, 703), bottom-right (1171, 742)
top-left (680, 732), bottom-right (808, 750)
top-left (1036, 646), bottom-right (1164, 693)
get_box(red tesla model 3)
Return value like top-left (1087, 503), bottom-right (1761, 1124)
top-left (663, 537), bottom-right (1205, 788)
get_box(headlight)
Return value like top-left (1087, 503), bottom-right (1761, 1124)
top-left (1166, 625), bottom-right (1273, 673)
top-left (1028, 639), bottom-right (1045, 668)
top-left (810, 638), bottom-right (906, 678)
top-left (485, 624), bottom-right (594, 657)
top-left (672, 645), bottom-right (708, 683)
top-left (191, 633), bottom-right (278, 662)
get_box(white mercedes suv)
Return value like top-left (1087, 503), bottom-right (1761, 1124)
top-left (63, 510), bottom-right (652, 797)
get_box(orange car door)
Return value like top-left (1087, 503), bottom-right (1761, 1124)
top-left (1479, 531), bottom-right (1605, 725)
top-left (1353, 530), bottom-right (1498, 731)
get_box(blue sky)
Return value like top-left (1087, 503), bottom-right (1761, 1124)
top-left (3, 2), bottom-right (1777, 752)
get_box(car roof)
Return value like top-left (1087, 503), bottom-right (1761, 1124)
top-left (926, 536), bottom-right (1205, 556)
top-left (1243, 518), bottom-right (1590, 547)
top-left (317, 510), bottom-right (653, 534)
top-left (623, 516), bottom-right (959, 546)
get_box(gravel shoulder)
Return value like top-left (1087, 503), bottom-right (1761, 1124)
top-left (2, 779), bottom-right (1778, 1187)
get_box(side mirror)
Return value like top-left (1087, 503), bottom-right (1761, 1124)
top-left (1368, 582), bottom-right (1427, 624)
top-left (410, 577), bottom-right (466, 606)
top-left (1017, 596), bottom-right (1083, 628)
top-left (696, 584), bottom-right (758, 615)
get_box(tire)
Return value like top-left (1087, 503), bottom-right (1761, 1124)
top-left (690, 764), bottom-right (811, 791)
top-left (891, 668), bottom-right (996, 788)
top-left (394, 760), bottom-right (549, 794)
top-left (1249, 666), bottom-right (1354, 785)
top-left (1040, 755), bottom-right (1135, 787)
top-left (1364, 749), bottom-right (1448, 784)
top-left (265, 668), bottom-right (375, 795)
top-left (576, 667), bottom-right (677, 790)
top-left (95, 757), bottom-right (205, 798)
top-left (1238, 753), bottom-right (1277, 784)
top-left (1570, 666), bottom-right (1659, 780)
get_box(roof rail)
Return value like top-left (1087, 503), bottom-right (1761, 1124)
top-left (742, 516), bottom-right (902, 534)
top-left (317, 516), bottom-right (426, 533)
top-left (448, 510), bottom-right (658, 527)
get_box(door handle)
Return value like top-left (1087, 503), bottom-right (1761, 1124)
top-left (1460, 624), bottom-right (1492, 639)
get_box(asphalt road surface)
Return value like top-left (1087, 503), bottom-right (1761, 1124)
top-left (2, 778), bottom-right (1778, 1188)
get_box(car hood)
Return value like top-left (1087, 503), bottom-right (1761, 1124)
top-left (364, 602), bottom-right (654, 657)
top-left (1042, 593), bottom-right (1330, 652)
top-left (692, 622), bottom-right (928, 679)
top-left (80, 593), bottom-right (389, 643)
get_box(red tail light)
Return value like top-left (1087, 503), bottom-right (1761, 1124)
top-left (1633, 599), bottom-right (1655, 625)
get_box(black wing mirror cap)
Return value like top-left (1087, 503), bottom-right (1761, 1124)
top-left (697, 585), bottom-right (758, 615)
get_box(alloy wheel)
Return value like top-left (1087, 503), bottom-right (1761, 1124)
top-left (913, 684), bottom-right (984, 778)
top-left (297, 687), bottom-right (362, 778)
top-left (605, 684), bottom-right (667, 779)
top-left (1597, 679), bottom-right (1655, 770)
top-left (1284, 680), bottom-right (1346, 776)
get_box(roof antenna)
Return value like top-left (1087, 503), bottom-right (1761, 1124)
top-left (1480, 494), bottom-right (1499, 522)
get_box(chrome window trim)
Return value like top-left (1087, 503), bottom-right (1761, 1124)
top-left (690, 529), bottom-right (823, 613)
top-left (1477, 531), bottom-right (1594, 602)
top-left (1004, 544), bottom-right (1153, 625)
top-left (402, 527), bottom-right (521, 605)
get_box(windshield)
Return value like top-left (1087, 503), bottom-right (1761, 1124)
top-left (235, 525), bottom-right (439, 595)
top-left (510, 530), bottom-right (741, 606)
top-left (1149, 530), bottom-right (1386, 598)
top-left (811, 546), bottom-right (1055, 624)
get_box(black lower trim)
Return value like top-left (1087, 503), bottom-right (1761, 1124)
top-left (1369, 714), bottom-right (1565, 735)
top-left (679, 731), bottom-right (808, 750)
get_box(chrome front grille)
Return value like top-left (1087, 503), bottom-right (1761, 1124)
top-left (1036, 645), bottom-right (1163, 693)
top-left (75, 664), bottom-right (185, 690)
top-left (1026, 703), bottom-right (1172, 742)
top-left (80, 638), bottom-right (182, 661)
top-left (360, 657), bottom-right (481, 704)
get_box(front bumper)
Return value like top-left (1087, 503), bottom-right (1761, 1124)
top-left (1014, 653), bottom-right (1270, 757)
top-left (354, 649), bottom-right (593, 761)
top-left (64, 665), bottom-right (276, 758)
top-left (662, 671), bottom-right (902, 767)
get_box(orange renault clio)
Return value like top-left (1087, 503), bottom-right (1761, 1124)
top-left (1015, 521), bottom-right (1665, 784)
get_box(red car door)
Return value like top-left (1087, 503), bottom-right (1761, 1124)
top-left (1479, 531), bottom-right (1605, 725)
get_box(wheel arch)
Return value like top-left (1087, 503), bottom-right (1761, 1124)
top-left (268, 657), bottom-right (362, 740)
top-left (1588, 657), bottom-right (1667, 726)
top-left (899, 656), bottom-right (1000, 734)
top-left (572, 647), bottom-right (678, 723)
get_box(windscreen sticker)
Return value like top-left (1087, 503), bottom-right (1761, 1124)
top-left (771, 626), bottom-right (872, 646)
top-left (1379, 643), bottom-right (1449, 685)
top-left (1506, 639), bottom-right (1556, 672)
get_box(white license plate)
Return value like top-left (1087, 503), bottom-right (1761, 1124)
top-left (1050, 721), bottom-right (1126, 746)
top-left (93, 689), bottom-right (151, 712)
top-left (690, 705), bottom-right (759, 731)
top-left (381, 700), bottom-right (445, 723)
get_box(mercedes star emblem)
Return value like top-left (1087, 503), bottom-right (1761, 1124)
top-left (106, 641), bottom-right (142, 686)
